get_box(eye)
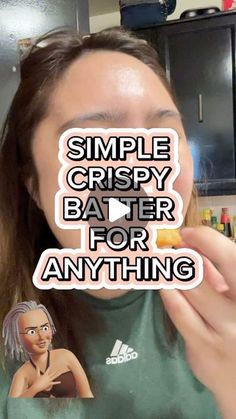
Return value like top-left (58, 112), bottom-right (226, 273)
top-left (27, 329), bottom-right (36, 336)
top-left (42, 325), bottom-right (50, 332)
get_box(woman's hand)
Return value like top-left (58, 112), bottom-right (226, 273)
top-left (160, 226), bottom-right (236, 419)
top-left (32, 365), bottom-right (62, 394)
top-left (9, 364), bottom-right (62, 398)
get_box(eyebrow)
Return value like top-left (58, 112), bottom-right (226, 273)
top-left (148, 109), bottom-right (181, 120)
top-left (24, 322), bottom-right (49, 331)
top-left (57, 108), bottom-right (181, 134)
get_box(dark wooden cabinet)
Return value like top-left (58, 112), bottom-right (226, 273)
top-left (135, 10), bottom-right (236, 196)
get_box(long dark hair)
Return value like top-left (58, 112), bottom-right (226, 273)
top-left (0, 27), bottom-right (198, 367)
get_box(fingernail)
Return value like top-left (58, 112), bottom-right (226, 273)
top-left (180, 227), bottom-right (194, 237)
top-left (215, 282), bottom-right (230, 293)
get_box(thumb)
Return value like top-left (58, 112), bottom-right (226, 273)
top-left (36, 365), bottom-right (41, 377)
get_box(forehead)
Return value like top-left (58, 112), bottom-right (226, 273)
top-left (48, 50), bottom-right (175, 120)
top-left (18, 309), bottom-right (48, 329)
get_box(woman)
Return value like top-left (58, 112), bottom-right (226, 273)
top-left (2, 301), bottom-right (93, 398)
top-left (0, 27), bottom-right (236, 418)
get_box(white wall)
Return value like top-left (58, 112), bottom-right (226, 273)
top-left (168, 0), bottom-right (222, 20)
top-left (90, 11), bottom-right (120, 33)
top-left (89, 0), bottom-right (222, 33)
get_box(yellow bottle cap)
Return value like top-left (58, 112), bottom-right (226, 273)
top-left (217, 223), bottom-right (224, 232)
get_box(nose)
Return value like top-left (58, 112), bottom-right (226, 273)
top-left (37, 329), bottom-right (44, 339)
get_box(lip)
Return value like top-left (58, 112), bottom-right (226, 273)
top-left (37, 341), bottom-right (47, 348)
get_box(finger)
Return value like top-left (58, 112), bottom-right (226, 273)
top-left (200, 254), bottom-right (229, 292)
top-left (181, 226), bottom-right (236, 296)
top-left (52, 381), bottom-right (61, 386)
top-left (182, 280), bottom-right (236, 334)
top-left (159, 289), bottom-right (209, 346)
top-left (177, 237), bottom-right (228, 292)
top-left (36, 366), bottom-right (41, 377)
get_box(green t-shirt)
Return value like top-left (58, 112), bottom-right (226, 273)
top-left (0, 290), bottom-right (221, 419)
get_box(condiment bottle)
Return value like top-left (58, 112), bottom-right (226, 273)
top-left (232, 216), bottom-right (236, 240)
top-left (202, 208), bottom-right (212, 226)
top-left (211, 216), bottom-right (218, 229)
top-left (220, 208), bottom-right (232, 237)
top-left (216, 223), bottom-right (225, 235)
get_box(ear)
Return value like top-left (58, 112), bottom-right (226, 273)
top-left (25, 177), bottom-right (43, 210)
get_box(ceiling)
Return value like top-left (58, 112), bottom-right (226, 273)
top-left (89, 0), bottom-right (119, 16)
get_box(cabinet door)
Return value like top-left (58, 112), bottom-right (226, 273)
top-left (167, 27), bottom-right (234, 184)
top-left (136, 14), bottom-right (236, 195)
top-left (0, 0), bottom-right (89, 129)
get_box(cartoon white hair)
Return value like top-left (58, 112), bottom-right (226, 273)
top-left (2, 301), bottom-right (56, 361)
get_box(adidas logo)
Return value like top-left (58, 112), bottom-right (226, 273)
top-left (106, 339), bottom-right (138, 365)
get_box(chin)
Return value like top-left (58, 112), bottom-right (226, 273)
top-left (33, 343), bottom-right (50, 354)
top-left (85, 289), bottom-right (130, 299)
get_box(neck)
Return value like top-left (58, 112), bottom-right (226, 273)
top-left (30, 350), bottom-right (48, 365)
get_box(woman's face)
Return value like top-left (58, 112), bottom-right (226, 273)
top-left (32, 50), bottom-right (193, 253)
top-left (18, 309), bottom-right (52, 355)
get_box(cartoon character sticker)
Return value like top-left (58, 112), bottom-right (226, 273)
top-left (2, 301), bottom-right (93, 398)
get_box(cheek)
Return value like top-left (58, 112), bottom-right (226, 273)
top-left (37, 159), bottom-right (59, 221)
top-left (38, 166), bottom-right (59, 230)
top-left (34, 146), bottom-right (82, 249)
top-left (20, 336), bottom-right (35, 352)
top-left (32, 135), bottom-right (59, 215)
top-left (173, 142), bottom-right (194, 217)
top-left (45, 331), bottom-right (53, 340)
top-left (39, 173), bottom-right (82, 249)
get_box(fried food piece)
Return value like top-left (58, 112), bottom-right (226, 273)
top-left (156, 229), bottom-right (181, 248)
